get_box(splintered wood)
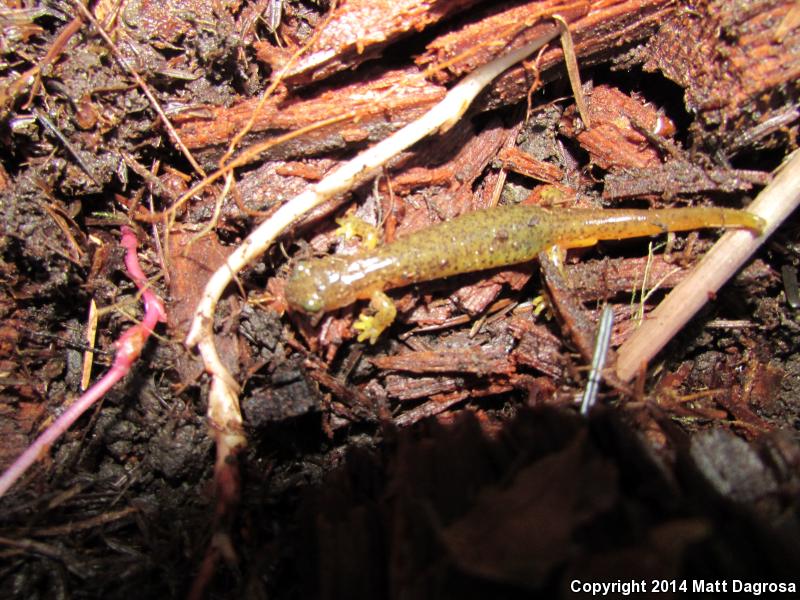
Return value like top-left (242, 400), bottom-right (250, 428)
top-left (643, 0), bottom-right (800, 153)
top-left (256, 0), bottom-right (483, 85)
top-left (174, 69), bottom-right (446, 155)
top-left (182, 0), bottom-right (797, 418)
top-left (559, 84), bottom-right (676, 170)
top-left (175, 0), bottom-right (675, 161)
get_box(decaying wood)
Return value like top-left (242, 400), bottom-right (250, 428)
top-left (255, 0), bottom-right (483, 86)
top-left (642, 0), bottom-right (800, 153)
top-left (559, 84), bottom-right (676, 170)
top-left (166, 230), bottom-right (239, 382)
top-left (416, 0), bottom-right (591, 81)
top-left (603, 161), bottom-right (772, 199)
top-left (372, 346), bottom-right (515, 376)
top-left (508, 316), bottom-right (565, 378)
top-left (392, 391), bottom-right (469, 425)
top-left (384, 373), bottom-right (466, 402)
top-left (175, 0), bottom-right (674, 162)
top-left (497, 147), bottom-right (564, 183)
top-left (433, 0), bottom-right (674, 108)
top-left (174, 68), bottom-right (446, 157)
top-left (563, 255), bottom-right (690, 303)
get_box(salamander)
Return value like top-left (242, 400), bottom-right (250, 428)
top-left (285, 203), bottom-right (764, 343)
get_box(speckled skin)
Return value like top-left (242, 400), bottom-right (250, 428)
top-left (285, 205), bottom-right (763, 314)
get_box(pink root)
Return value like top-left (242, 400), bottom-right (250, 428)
top-left (0, 226), bottom-right (166, 498)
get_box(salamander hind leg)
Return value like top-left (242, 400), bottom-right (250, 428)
top-left (543, 244), bottom-right (572, 278)
top-left (353, 291), bottom-right (397, 344)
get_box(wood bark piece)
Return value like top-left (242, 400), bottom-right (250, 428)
top-left (559, 84), bottom-right (676, 170)
top-left (475, 0), bottom-right (675, 116)
top-left (177, 0), bottom-right (673, 160)
top-left (174, 68), bottom-right (445, 156)
top-left (371, 347), bottom-right (515, 376)
top-left (603, 161), bottom-right (771, 199)
top-left (393, 391), bottom-right (470, 425)
top-left (643, 0), bottom-right (800, 153)
top-left (420, 0), bottom-right (672, 89)
top-left (384, 374), bottom-right (465, 401)
top-left (562, 255), bottom-right (690, 303)
top-left (167, 230), bottom-right (240, 382)
top-left (508, 317), bottom-right (565, 378)
top-left (383, 115), bottom-right (512, 235)
top-left (216, 157), bottom-right (336, 218)
top-left (497, 147), bottom-right (564, 183)
top-left (256, 0), bottom-right (483, 86)
top-left (538, 250), bottom-right (607, 366)
top-left (417, 0), bottom-right (590, 81)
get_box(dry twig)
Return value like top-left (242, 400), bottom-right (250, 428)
top-left (616, 151), bottom-right (800, 381)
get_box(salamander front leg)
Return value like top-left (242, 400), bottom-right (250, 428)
top-left (335, 213), bottom-right (381, 249)
top-left (353, 291), bottom-right (397, 344)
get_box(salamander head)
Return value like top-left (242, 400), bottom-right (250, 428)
top-left (285, 255), bottom-right (360, 315)
top-left (285, 262), bottom-right (326, 314)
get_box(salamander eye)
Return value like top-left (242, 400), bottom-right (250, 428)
top-left (301, 293), bottom-right (323, 314)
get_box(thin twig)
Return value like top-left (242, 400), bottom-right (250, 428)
top-left (132, 112), bottom-right (356, 224)
top-left (34, 108), bottom-right (100, 185)
top-left (0, 16), bottom-right (83, 112)
top-left (616, 150), bottom-right (800, 381)
top-left (220, 0), bottom-right (340, 166)
top-left (553, 14), bottom-right (590, 128)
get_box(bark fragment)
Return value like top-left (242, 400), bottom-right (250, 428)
top-left (256, 0), bottom-right (483, 86)
top-left (559, 84), bottom-right (675, 170)
top-left (174, 68), bottom-right (446, 159)
top-left (643, 0), bottom-right (800, 153)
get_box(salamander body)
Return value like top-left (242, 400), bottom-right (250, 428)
top-left (285, 204), bottom-right (764, 342)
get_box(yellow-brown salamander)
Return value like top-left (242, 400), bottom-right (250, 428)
top-left (285, 204), bottom-right (764, 343)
